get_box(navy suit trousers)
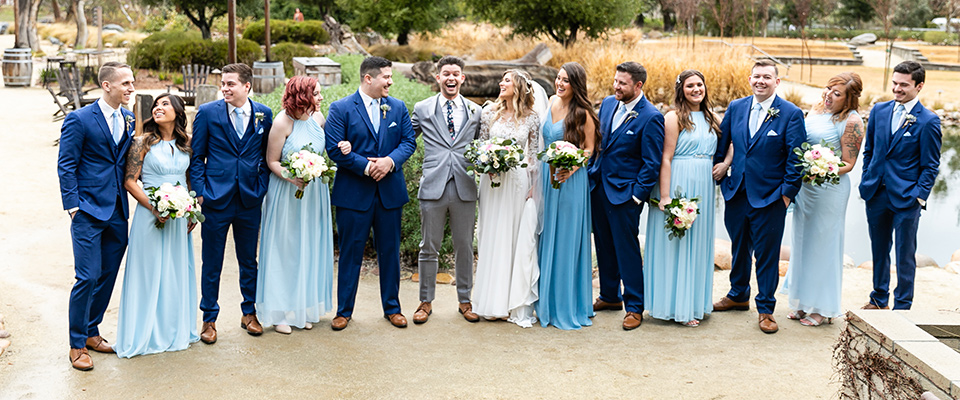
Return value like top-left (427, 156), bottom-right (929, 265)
top-left (866, 186), bottom-right (920, 310)
top-left (200, 194), bottom-right (262, 322)
top-left (724, 188), bottom-right (786, 314)
top-left (591, 183), bottom-right (645, 313)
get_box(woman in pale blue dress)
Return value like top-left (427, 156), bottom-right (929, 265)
top-left (257, 76), bottom-right (349, 334)
top-left (644, 70), bottom-right (724, 327)
top-left (536, 62), bottom-right (598, 330)
top-left (116, 93), bottom-right (199, 357)
top-left (782, 72), bottom-right (865, 326)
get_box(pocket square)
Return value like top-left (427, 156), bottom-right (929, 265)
top-left (257, 127), bottom-right (264, 135)
top-left (766, 131), bottom-right (779, 136)
top-left (626, 130), bottom-right (635, 135)
top-left (389, 122), bottom-right (397, 128)
top-left (903, 132), bottom-right (912, 137)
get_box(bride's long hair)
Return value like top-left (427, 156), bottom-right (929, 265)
top-left (138, 93), bottom-right (190, 156)
top-left (491, 69), bottom-right (536, 124)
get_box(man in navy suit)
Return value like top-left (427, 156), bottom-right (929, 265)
top-left (58, 61), bottom-right (135, 370)
top-left (324, 56), bottom-right (417, 330)
top-left (712, 59), bottom-right (805, 334)
top-left (860, 61), bottom-right (942, 310)
top-left (588, 62), bottom-right (664, 331)
top-left (190, 63), bottom-right (274, 344)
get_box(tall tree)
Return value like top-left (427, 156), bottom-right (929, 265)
top-left (671, 0), bottom-right (702, 47)
top-left (871, 0), bottom-right (901, 91)
top-left (835, 0), bottom-right (875, 28)
top-left (709, 0), bottom-right (745, 38)
top-left (73, 0), bottom-right (87, 48)
top-left (470, 0), bottom-right (635, 47)
top-left (138, 0), bottom-right (256, 39)
top-left (338, 0), bottom-right (458, 45)
top-left (14, 0), bottom-right (42, 50)
top-left (783, 0), bottom-right (834, 82)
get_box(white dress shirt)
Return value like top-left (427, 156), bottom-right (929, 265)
top-left (227, 99), bottom-right (252, 134)
top-left (98, 98), bottom-right (122, 135)
top-left (750, 94), bottom-right (777, 135)
top-left (357, 89), bottom-right (393, 176)
top-left (893, 97), bottom-right (919, 128)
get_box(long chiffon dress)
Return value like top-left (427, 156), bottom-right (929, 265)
top-left (536, 107), bottom-right (594, 330)
top-left (780, 111), bottom-right (857, 319)
top-left (256, 112), bottom-right (335, 328)
top-left (115, 140), bottom-right (199, 358)
top-left (643, 111), bottom-right (718, 324)
top-left (473, 107), bottom-right (541, 325)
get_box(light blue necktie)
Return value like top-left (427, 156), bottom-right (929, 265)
top-left (111, 110), bottom-right (122, 145)
top-left (612, 104), bottom-right (627, 132)
top-left (749, 103), bottom-right (762, 138)
top-left (234, 108), bottom-right (245, 139)
top-left (891, 103), bottom-right (905, 135)
top-left (370, 99), bottom-right (381, 133)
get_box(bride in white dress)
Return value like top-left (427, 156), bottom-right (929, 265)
top-left (473, 70), bottom-right (541, 326)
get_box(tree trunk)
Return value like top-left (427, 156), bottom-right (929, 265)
top-left (75, 0), bottom-right (88, 49)
top-left (15, 0), bottom-right (32, 48)
top-left (564, 24), bottom-right (579, 48)
top-left (322, 14), bottom-right (371, 56)
top-left (52, 0), bottom-right (63, 22)
top-left (27, 0), bottom-right (40, 51)
top-left (397, 30), bottom-right (409, 46)
top-left (65, 0), bottom-right (75, 23)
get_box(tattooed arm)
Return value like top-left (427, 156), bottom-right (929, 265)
top-left (123, 138), bottom-right (167, 223)
top-left (838, 113), bottom-right (865, 175)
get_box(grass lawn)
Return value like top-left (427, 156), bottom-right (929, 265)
top-left (0, 6), bottom-right (13, 23)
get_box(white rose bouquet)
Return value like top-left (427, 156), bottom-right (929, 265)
top-left (464, 137), bottom-right (527, 187)
top-left (280, 144), bottom-right (336, 199)
top-left (146, 182), bottom-right (205, 229)
top-left (537, 140), bottom-right (589, 189)
top-left (650, 187), bottom-right (700, 240)
top-left (793, 140), bottom-right (845, 186)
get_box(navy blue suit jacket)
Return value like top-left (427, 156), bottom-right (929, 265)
top-left (189, 99), bottom-right (273, 211)
top-left (588, 95), bottom-right (664, 205)
top-left (324, 91), bottom-right (417, 211)
top-left (58, 101), bottom-right (135, 221)
top-left (859, 100), bottom-right (941, 209)
top-left (715, 95), bottom-right (805, 208)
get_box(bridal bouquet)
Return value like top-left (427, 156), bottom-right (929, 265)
top-left (537, 140), bottom-right (589, 189)
top-left (650, 187), bottom-right (700, 240)
top-left (280, 144), bottom-right (336, 199)
top-left (464, 137), bottom-right (527, 187)
top-left (793, 140), bottom-right (845, 186)
top-left (146, 182), bottom-right (204, 229)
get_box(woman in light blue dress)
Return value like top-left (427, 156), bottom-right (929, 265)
top-left (257, 76), bottom-right (348, 334)
top-left (116, 93), bottom-right (199, 357)
top-left (644, 70), bottom-right (722, 328)
top-left (536, 62), bottom-right (598, 330)
top-left (782, 72), bottom-right (864, 326)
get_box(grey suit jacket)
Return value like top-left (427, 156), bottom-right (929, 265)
top-left (411, 94), bottom-right (482, 201)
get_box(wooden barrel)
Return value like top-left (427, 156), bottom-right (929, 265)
top-left (2, 48), bottom-right (33, 88)
top-left (252, 61), bottom-right (284, 95)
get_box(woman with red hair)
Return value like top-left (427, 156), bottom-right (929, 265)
top-left (256, 76), bottom-right (350, 334)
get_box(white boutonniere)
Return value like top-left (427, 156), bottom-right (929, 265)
top-left (625, 110), bottom-right (639, 123)
top-left (254, 111), bottom-right (265, 130)
top-left (764, 107), bottom-right (780, 124)
top-left (124, 115), bottom-right (135, 133)
top-left (380, 103), bottom-right (391, 119)
top-left (902, 114), bottom-right (917, 130)
top-left (469, 105), bottom-right (477, 115)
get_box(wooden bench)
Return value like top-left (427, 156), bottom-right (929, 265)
top-left (167, 64), bottom-right (210, 105)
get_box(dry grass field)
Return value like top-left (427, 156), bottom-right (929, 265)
top-left (898, 42), bottom-right (960, 64)
top-left (793, 65), bottom-right (960, 109)
top-left (36, 22), bottom-right (146, 49)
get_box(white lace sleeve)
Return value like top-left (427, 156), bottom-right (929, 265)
top-left (479, 106), bottom-right (494, 141)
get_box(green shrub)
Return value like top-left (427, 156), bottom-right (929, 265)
top-left (923, 31), bottom-right (955, 45)
top-left (130, 31), bottom-right (263, 71)
top-left (212, 38), bottom-right (264, 66)
top-left (127, 30), bottom-right (200, 70)
top-left (271, 42), bottom-right (317, 77)
top-left (243, 19), bottom-right (330, 45)
top-left (161, 38), bottom-right (216, 70)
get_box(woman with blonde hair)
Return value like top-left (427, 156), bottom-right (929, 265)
top-left (473, 69), bottom-right (542, 326)
top-left (781, 72), bottom-right (865, 326)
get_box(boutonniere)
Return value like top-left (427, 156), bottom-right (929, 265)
top-left (124, 115), bottom-right (134, 133)
top-left (625, 110), bottom-right (639, 122)
top-left (380, 103), bottom-right (391, 119)
top-left (254, 111), bottom-right (265, 130)
top-left (469, 105), bottom-right (478, 115)
top-left (764, 107), bottom-right (780, 123)
top-left (902, 114), bottom-right (917, 129)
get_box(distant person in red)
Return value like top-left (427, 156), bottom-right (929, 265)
top-left (293, 8), bottom-right (304, 22)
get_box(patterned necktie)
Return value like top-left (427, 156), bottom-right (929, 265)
top-left (111, 110), bottom-right (122, 145)
top-left (749, 103), bottom-right (762, 138)
top-left (371, 99), bottom-right (381, 133)
top-left (234, 108), bottom-right (245, 139)
top-left (612, 104), bottom-right (627, 132)
top-left (892, 103), bottom-right (905, 135)
top-left (446, 100), bottom-right (455, 138)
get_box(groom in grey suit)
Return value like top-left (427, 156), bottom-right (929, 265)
top-left (410, 56), bottom-right (482, 324)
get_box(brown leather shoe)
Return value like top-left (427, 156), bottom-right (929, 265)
top-left (413, 302), bottom-right (432, 324)
top-left (759, 313), bottom-right (779, 334)
top-left (386, 313), bottom-right (407, 328)
top-left (331, 316), bottom-right (350, 331)
top-left (85, 335), bottom-right (114, 353)
top-left (240, 314), bottom-right (263, 336)
top-left (69, 348), bottom-right (93, 371)
top-left (622, 312), bottom-right (643, 331)
top-left (861, 302), bottom-right (890, 310)
top-left (200, 322), bottom-right (217, 344)
top-left (593, 298), bottom-right (624, 312)
top-left (713, 296), bottom-right (750, 311)
top-left (458, 302), bottom-right (480, 323)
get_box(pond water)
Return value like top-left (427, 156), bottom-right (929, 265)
top-left (639, 129), bottom-right (960, 266)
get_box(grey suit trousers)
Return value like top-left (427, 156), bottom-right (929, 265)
top-left (418, 179), bottom-right (476, 303)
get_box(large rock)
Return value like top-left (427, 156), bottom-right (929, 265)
top-left (647, 31), bottom-right (663, 40)
top-left (714, 239), bottom-right (732, 270)
top-left (916, 254), bottom-right (939, 268)
top-left (843, 254), bottom-right (855, 269)
top-left (410, 44), bottom-right (559, 98)
top-left (951, 249), bottom-right (960, 262)
top-left (849, 33), bottom-right (878, 46)
top-left (944, 261), bottom-right (960, 274)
